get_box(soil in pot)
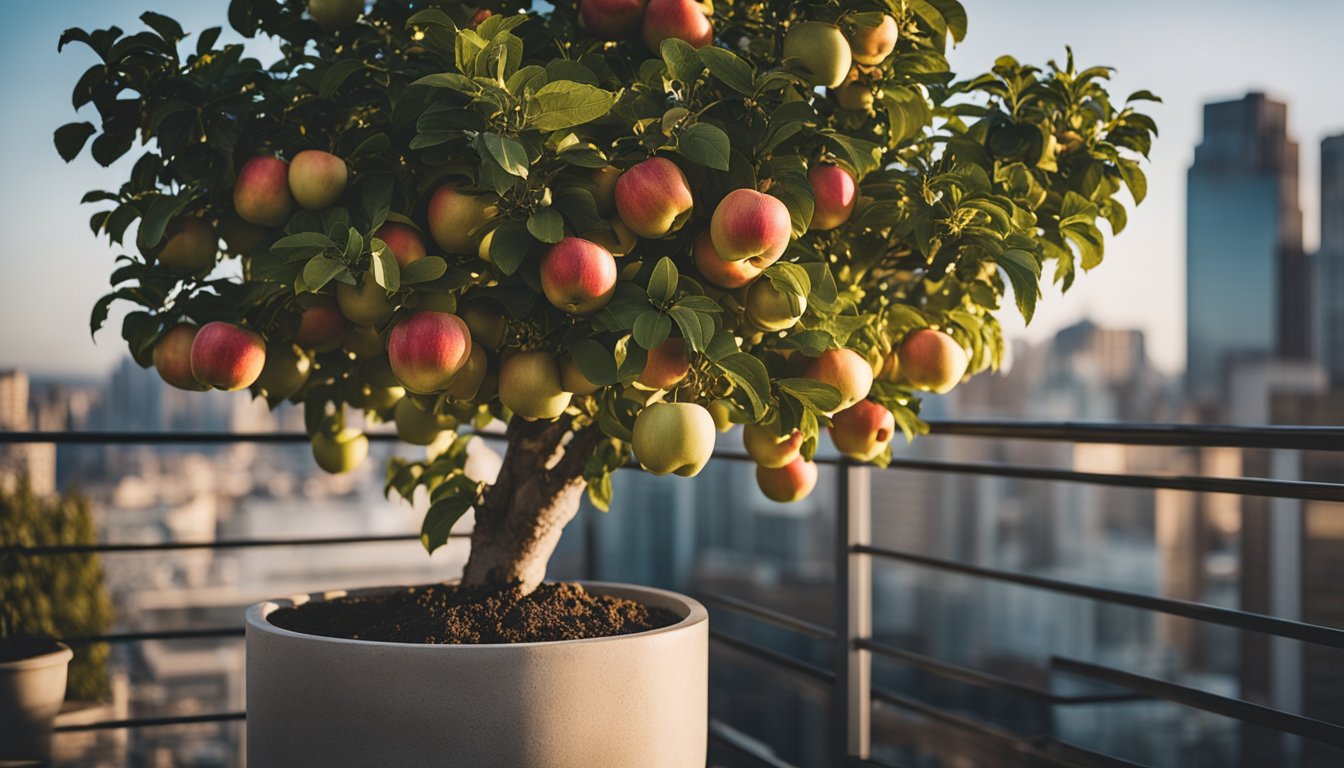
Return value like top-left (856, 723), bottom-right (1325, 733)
top-left (268, 582), bottom-right (680, 644)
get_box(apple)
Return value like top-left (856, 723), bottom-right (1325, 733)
top-left (395, 396), bottom-right (453, 445)
top-left (459, 300), bottom-right (508, 349)
top-left (592, 165), bottom-right (622, 216)
top-left (374, 222), bottom-right (426, 268)
top-left (710, 189), bottom-right (792, 267)
top-left (637, 337), bottom-right (690, 389)
top-left (614, 157), bottom-right (694, 239)
top-left (632, 402), bottom-right (716, 476)
top-left (808, 164), bottom-right (857, 231)
top-left (641, 0), bottom-right (713, 50)
top-left (343, 325), bottom-right (385, 358)
top-left (311, 428), bottom-right (369, 474)
top-left (154, 217), bottom-right (217, 275)
top-left (254, 342), bottom-right (312, 401)
top-left (499, 351), bottom-right (572, 420)
top-left (743, 423), bottom-right (803, 468)
top-left (356, 383), bottom-right (404, 412)
top-left (707, 399), bottom-right (733, 432)
top-left (295, 297), bottom-right (346, 351)
top-left (745, 277), bottom-right (805, 332)
top-left (540, 237), bottom-right (618, 314)
top-left (219, 216), bottom-right (270, 257)
top-left (233, 156), bottom-right (294, 227)
top-left (783, 22), bottom-right (852, 88)
top-left (428, 185), bottom-right (494, 254)
top-left (445, 343), bottom-right (488, 401)
top-left (756, 456), bottom-right (818, 502)
top-left (693, 231), bottom-right (761, 289)
top-left (468, 9), bottom-right (492, 28)
top-left (336, 272), bottom-right (394, 326)
top-left (153, 324), bottom-right (207, 391)
top-left (589, 217), bottom-right (638, 257)
top-left (560, 355), bottom-right (601, 395)
top-left (836, 68), bottom-right (875, 111)
top-left (580, 0), bottom-right (645, 41)
top-left (190, 321), bottom-right (266, 391)
top-left (387, 311), bottom-right (473, 394)
top-left (803, 347), bottom-right (873, 412)
top-left (829, 399), bottom-right (895, 461)
top-left (847, 14), bottom-right (899, 66)
top-left (288, 149), bottom-right (348, 210)
top-left (898, 329), bottom-right (968, 393)
top-left (876, 351), bottom-right (900, 383)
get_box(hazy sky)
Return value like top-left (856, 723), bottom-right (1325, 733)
top-left (1, 1), bottom-right (1341, 376)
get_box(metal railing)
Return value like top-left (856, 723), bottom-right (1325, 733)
top-left (3, 420), bottom-right (1343, 766)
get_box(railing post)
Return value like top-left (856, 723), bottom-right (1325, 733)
top-left (835, 461), bottom-right (872, 764)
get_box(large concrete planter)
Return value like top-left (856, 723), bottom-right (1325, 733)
top-left (245, 581), bottom-right (708, 768)
top-left (0, 639), bottom-right (72, 762)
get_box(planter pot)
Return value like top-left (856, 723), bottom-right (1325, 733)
top-left (246, 581), bottom-right (708, 768)
top-left (0, 639), bottom-right (73, 762)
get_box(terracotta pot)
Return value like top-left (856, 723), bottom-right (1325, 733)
top-left (0, 639), bottom-right (73, 762)
top-left (246, 582), bottom-right (708, 768)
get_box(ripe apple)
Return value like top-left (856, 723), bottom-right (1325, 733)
top-left (295, 297), bottom-right (346, 351)
top-left (219, 216), bottom-right (270, 257)
top-left (233, 156), bottom-right (294, 227)
top-left (387, 311), bottom-right (473, 394)
top-left (743, 423), bottom-right (803, 468)
top-left (707, 399), bottom-right (733, 432)
top-left (336, 273), bottom-right (394, 326)
top-left (311, 428), bottom-right (369, 474)
top-left (808, 164), bottom-right (857, 231)
top-left (580, 0), bottom-right (645, 41)
top-left (154, 217), bottom-right (217, 275)
top-left (540, 237), bottom-right (618, 314)
top-left (560, 355), bottom-right (601, 395)
top-left (615, 157), bottom-right (694, 239)
top-left (756, 456), bottom-right (818, 502)
top-left (637, 337), bottom-right (690, 389)
top-left (589, 217), bottom-right (638, 257)
top-left (745, 277), bottom-right (805, 332)
top-left (395, 396), bottom-right (453, 445)
top-left (783, 22), bottom-right (852, 88)
top-left (445, 343), bottom-right (488, 401)
top-left (254, 342), bottom-right (312, 401)
top-left (288, 149), bottom-right (348, 210)
top-left (499, 351), bottom-right (572, 421)
top-left (190, 322), bottom-right (266, 391)
top-left (898, 329), bottom-right (969, 393)
top-left (642, 0), bottom-right (713, 50)
top-left (709, 188), bottom-right (792, 266)
top-left (632, 402), bottom-right (716, 476)
top-left (428, 185), bottom-right (494, 254)
top-left (592, 165), bottom-right (622, 216)
top-left (459, 300), bottom-right (508, 349)
top-left (803, 347), bottom-right (873, 412)
top-left (829, 399), bottom-right (895, 461)
top-left (374, 222), bottom-right (426, 268)
top-left (847, 14), bottom-right (899, 66)
top-left (153, 324), bottom-right (207, 391)
top-left (693, 231), bottom-right (761, 289)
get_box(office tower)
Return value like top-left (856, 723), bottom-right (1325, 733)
top-left (1316, 134), bottom-right (1344, 383)
top-left (1186, 93), bottom-right (1309, 405)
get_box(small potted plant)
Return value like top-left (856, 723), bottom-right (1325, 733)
top-left (58, 0), bottom-right (1154, 764)
top-left (0, 630), bottom-right (72, 763)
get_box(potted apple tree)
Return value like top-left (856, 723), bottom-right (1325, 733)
top-left (58, 0), bottom-right (1155, 764)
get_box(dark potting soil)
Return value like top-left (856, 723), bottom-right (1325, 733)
top-left (267, 582), bottom-right (680, 644)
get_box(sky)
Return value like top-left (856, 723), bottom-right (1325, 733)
top-left (0, 0), bottom-right (1341, 377)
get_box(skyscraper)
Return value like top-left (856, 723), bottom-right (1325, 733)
top-left (1315, 134), bottom-right (1344, 383)
top-left (1186, 93), bottom-right (1309, 405)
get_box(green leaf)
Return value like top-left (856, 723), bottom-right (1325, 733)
top-left (401, 256), bottom-right (448, 284)
top-left (320, 59), bottom-right (365, 99)
top-left (1116, 158), bottom-right (1147, 204)
top-left (647, 257), bottom-right (678, 304)
top-left (659, 38), bottom-right (703, 82)
top-left (700, 46), bottom-right (753, 94)
top-left (632, 310), bottom-right (672, 350)
top-left (763, 262), bottom-right (811, 301)
top-left (302, 256), bottom-right (348, 293)
top-left (570, 338), bottom-right (618, 386)
top-left (483, 133), bottom-right (529, 178)
top-left (369, 240), bottom-right (400, 292)
top-left (995, 249), bottom-right (1041, 323)
top-left (668, 305), bottom-right (708, 352)
top-left (717, 352), bottom-right (770, 421)
top-left (54, 122), bottom-right (96, 162)
top-left (487, 219), bottom-right (534, 275)
top-left (677, 123), bottom-right (731, 171)
top-left (527, 208), bottom-right (564, 243)
top-left (529, 81), bottom-right (616, 131)
top-left (421, 490), bottom-right (474, 554)
top-left (777, 378), bottom-right (842, 414)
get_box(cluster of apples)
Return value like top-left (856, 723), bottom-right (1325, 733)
top-left (579, 0), bottom-right (714, 51)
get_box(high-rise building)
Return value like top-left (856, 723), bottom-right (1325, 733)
top-left (1315, 134), bottom-right (1344, 383)
top-left (1186, 93), bottom-right (1309, 406)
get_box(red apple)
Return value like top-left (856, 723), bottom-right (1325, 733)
top-left (614, 157), bottom-right (694, 239)
top-left (428, 185), bottom-right (494, 254)
top-left (374, 222), bottom-right (426, 268)
top-left (743, 423), bottom-right (803, 468)
top-left (829, 399), bottom-right (895, 461)
top-left (803, 348), bottom-right (873, 412)
top-left (756, 456), bottom-right (818, 502)
top-left (387, 311), bottom-right (473, 395)
top-left (540, 237), bottom-right (618, 314)
top-left (898, 329), bottom-right (968, 393)
top-left (190, 322), bottom-right (266, 391)
top-left (580, 0), bottom-right (645, 41)
top-left (642, 0), bottom-right (713, 50)
top-left (467, 8), bottom-right (492, 28)
top-left (153, 324), bottom-right (207, 391)
top-left (288, 149), bottom-right (348, 210)
top-left (847, 14), bottom-right (899, 66)
top-left (154, 217), bottom-right (217, 275)
top-left (637, 337), bottom-right (690, 389)
top-left (295, 297), bottom-right (346, 351)
top-left (808, 164), bottom-right (857, 231)
top-left (693, 231), bottom-right (761, 289)
top-left (233, 156), bottom-right (294, 227)
top-left (709, 188), bottom-right (792, 266)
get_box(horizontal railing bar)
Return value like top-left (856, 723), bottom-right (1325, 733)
top-left (62, 627), bottom-right (244, 646)
top-left (925, 420), bottom-right (1344, 452)
top-left (55, 711), bottom-right (245, 733)
top-left (709, 629), bottom-right (833, 684)
top-left (857, 545), bottom-right (1344, 650)
top-left (856, 638), bottom-right (1145, 705)
top-left (882, 457), bottom-right (1344, 502)
top-left (0, 431), bottom-right (408, 445)
top-left (1053, 657), bottom-right (1344, 749)
top-left (697, 591), bottom-right (837, 641)
top-left (0, 532), bottom-right (466, 556)
top-left (708, 719), bottom-right (798, 768)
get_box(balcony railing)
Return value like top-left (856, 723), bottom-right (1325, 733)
top-left (3, 421), bottom-right (1343, 766)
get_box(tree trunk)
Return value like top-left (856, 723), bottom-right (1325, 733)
top-left (460, 418), bottom-right (604, 593)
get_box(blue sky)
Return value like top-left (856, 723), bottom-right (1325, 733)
top-left (1, 1), bottom-right (1341, 376)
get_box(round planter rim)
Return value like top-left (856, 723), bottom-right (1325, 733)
top-left (246, 580), bottom-right (707, 650)
top-left (0, 641), bottom-right (73, 671)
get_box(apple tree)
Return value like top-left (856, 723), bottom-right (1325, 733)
top-left (58, 0), bottom-right (1157, 591)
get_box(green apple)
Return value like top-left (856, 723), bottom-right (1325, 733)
top-left (745, 277), bottom-right (805, 332)
top-left (395, 396), bottom-right (453, 445)
top-left (632, 402), bottom-right (716, 477)
top-left (499, 351), bottom-right (572, 421)
top-left (311, 428), bottom-right (369, 474)
top-left (783, 22), bottom-right (852, 88)
top-left (254, 342), bottom-right (312, 401)
top-left (336, 272), bottom-right (394, 326)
